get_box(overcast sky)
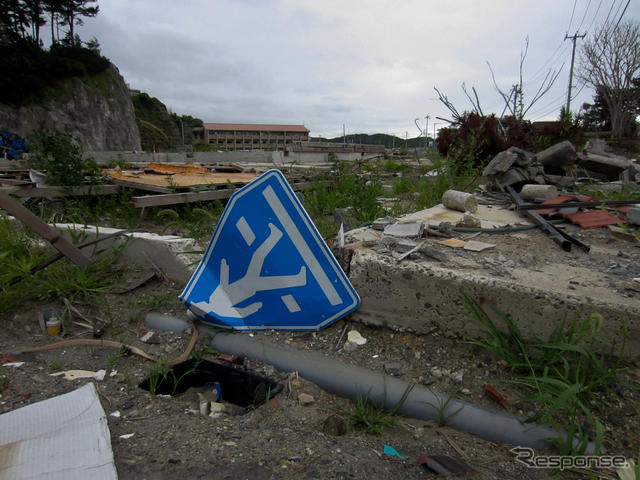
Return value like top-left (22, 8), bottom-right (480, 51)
top-left (74, 0), bottom-right (638, 139)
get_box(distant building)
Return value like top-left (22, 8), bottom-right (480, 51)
top-left (193, 123), bottom-right (310, 150)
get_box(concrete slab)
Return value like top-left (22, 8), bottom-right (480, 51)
top-left (346, 206), bottom-right (640, 359)
top-left (54, 224), bottom-right (200, 282)
top-left (401, 204), bottom-right (531, 229)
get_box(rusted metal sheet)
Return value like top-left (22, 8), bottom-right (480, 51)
top-left (0, 191), bottom-right (91, 266)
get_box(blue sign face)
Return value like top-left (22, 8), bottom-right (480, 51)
top-left (180, 169), bottom-right (360, 330)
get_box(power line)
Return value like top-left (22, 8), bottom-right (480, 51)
top-left (576, 0), bottom-right (593, 32)
top-left (567, 0), bottom-right (578, 33)
top-left (603, 0), bottom-right (621, 26)
top-left (613, 0), bottom-right (630, 30)
top-left (585, 0), bottom-right (604, 33)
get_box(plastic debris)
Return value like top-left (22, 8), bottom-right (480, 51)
top-left (383, 445), bottom-right (404, 459)
top-left (119, 433), bottom-right (134, 440)
top-left (484, 384), bottom-right (510, 409)
top-left (51, 370), bottom-right (100, 381)
top-left (347, 330), bottom-right (367, 345)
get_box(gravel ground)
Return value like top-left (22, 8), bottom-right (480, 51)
top-left (1, 226), bottom-right (639, 479)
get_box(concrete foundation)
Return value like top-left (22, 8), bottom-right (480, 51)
top-left (345, 206), bottom-right (640, 359)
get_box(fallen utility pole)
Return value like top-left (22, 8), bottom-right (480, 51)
top-left (0, 191), bottom-right (92, 266)
top-left (507, 186), bottom-right (590, 253)
top-left (517, 198), bottom-right (640, 211)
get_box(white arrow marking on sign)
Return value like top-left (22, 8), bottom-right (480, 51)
top-left (262, 185), bottom-right (342, 306)
top-left (192, 223), bottom-right (307, 318)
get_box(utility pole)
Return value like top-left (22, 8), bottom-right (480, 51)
top-left (433, 122), bottom-right (439, 147)
top-left (565, 32), bottom-right (585, 113)
top-left (343, 124), bottom-right (346, 146)
top-left (424, 115), bottom-right (429, 148)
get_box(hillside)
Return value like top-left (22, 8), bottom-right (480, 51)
top-left (311, 132), bottom-right (428, 148)
top-left (131, 92), bottom-right (203, 151)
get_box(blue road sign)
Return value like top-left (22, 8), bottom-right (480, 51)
top-left (180, 169), bottom-right (360, 330)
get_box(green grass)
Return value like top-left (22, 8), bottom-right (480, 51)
top-left (464, 295), bottom-right (633, 454)
top-left (340, 384), bottom-right (414, 435)
top-left (0, 214), bottom-right (126, 315)
top-left (0, 366), bottom-right (11, 393)
top-left (302, 155), bottom-right (482, 238)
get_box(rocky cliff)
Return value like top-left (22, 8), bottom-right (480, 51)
top-left (0, 64), bottom-right (141, 152)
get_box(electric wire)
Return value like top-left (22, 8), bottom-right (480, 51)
top-left (576, 0), bottom-right (593, 32)
top-left (613, 0), bottom-right (630, 30)
top-left (584, 0), bottom-right (604, 33)
top-left (567, 0), bottom-right (578, 33)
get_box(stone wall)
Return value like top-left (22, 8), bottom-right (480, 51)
top-left (0, 64), bottom-right (140, 152)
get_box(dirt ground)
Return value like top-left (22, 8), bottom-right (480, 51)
top-left (1, 225), bottom-right (639, 479)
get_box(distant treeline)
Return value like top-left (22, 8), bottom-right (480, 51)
top-left (0, 0), bottom-right (108, 105)
top-left (311, 133), bottom-right (428, 149)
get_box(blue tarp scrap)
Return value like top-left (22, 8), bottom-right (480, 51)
top-left (0, 131), bottom-right (29, 159)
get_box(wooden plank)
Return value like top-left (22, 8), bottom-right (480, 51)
top-left (131, 189), bottom-right (235, 208)
top-left (130, 180), bottom-right (313, 208)
top-left (109, 178), bottom-right (173, 193)
top-left (0, 191), bottom-right (91, 266)
top-left (11, 184), bottom-right (122, 198)
top-left (0, 178), bottom-right (32, 186)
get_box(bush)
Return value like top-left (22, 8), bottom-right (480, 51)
top-left (30, 130), bottom-right (101, 186)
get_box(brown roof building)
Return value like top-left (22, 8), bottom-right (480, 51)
top-left (193, 123), bottom-right (310, 150)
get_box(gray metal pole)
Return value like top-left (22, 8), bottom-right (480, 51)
top-left (564, 32), bottom-right (585, 113)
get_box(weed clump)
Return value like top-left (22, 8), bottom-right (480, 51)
top-left (465, 295), bottom-right (633, 454)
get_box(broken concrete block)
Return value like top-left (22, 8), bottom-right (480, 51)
top-left (460, 212), bottom-right (481, 228)
top-left (577, 152), bottom-right (631, 180)
top-left (463, 240), bottom-right (496, 252)
top-left (298, 393), bottom-right (315, 406)
top-left (628, 207), bottom-right (640, 226)
top-left (372, 216), bottom-right (396, 231)
top-left (535, 140), bottom-right (576, 174)
top-left (383, 221), bottom-right (423, 238)
top-left (442, 190), bottom-right (477, 213)
top-left (395, 239), bottom-right (420, 253)
top-left (519, 184), bottom-right (558, 201)
top-left (482, 147), bottom-right (533, 177)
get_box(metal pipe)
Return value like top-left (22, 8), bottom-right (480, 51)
top-left (203, 330), bottom-right (594, 452)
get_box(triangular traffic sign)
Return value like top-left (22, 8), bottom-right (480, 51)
top-left (180, 169), bottom-right (360, 330)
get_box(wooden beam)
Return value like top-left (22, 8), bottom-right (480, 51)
top-left (130, 181), bottom-right (312, 208)
top-left (108, 178), bottom-right (173, 193)
top-left (11, 184), bottom-right (121, 198)
top-left (131, 189), bottom-right (235, 208)
top-left (0, 191), bottom-right (92, 266)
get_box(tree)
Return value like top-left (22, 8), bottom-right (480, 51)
top-left (488, 36), bottom-right (563, 121)
top-left (58, 0), bottom-right (97, 45)
top-left (577, 20), bottom-right (640, 137)
top-left (579, 78), bottom-right (640, 136)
